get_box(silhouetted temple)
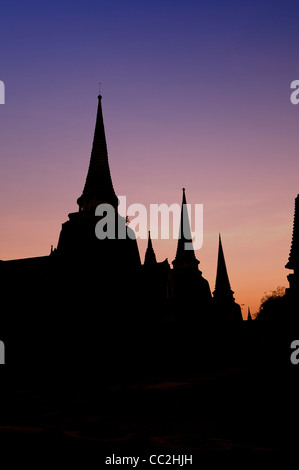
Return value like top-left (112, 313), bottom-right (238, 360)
top-left (0, 93), bottom-right (245, 376)
top-left (0, 94), bottom-right (142, 374)
top-left (3, 91), bottom-right (299, 455)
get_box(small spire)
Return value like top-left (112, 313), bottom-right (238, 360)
top-left (247, 307), bottom-right (252, 321)
top-left (213, 234), bottom-right (234, 299)
top-left (144, 231), bottom-right (157, 265)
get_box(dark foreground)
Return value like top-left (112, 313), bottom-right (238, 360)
top-left (0, 319), bottom-right (298, 464)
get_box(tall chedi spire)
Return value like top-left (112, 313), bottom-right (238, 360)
top-left (285, 194), bottom-right (299, 297)
top-left (77, 93), bottom-right (118, 212)
top-left (55, 92), bottom-right (141, 269)
top-left (213, 234), bottom-right (242, 324)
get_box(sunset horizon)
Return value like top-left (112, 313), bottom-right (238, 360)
top-left (0, 87), bottom-right (296, 317)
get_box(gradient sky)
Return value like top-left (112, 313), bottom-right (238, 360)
top-left (1, 0), bottom-right (299, 317)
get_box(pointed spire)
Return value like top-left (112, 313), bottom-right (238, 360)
top-left (172, 188), bottom-right (199, 270)
top-left (144, 231), bottom-right (157, 265)
top-left (77, 93), bottom-right (118, 212)
top-left (247, 307), bottom-right (252, 321)
top-left (286, 194), bottom-right (299, 271)
top-left (213, 234), bottom-right (234, 299)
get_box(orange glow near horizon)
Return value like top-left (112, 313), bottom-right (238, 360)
top-left (0, 181), bottom-right (294, 319)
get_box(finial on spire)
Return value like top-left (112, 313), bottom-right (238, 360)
top-left (98, 82), bottom-right (102, 99)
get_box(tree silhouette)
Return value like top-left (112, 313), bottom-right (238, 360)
top-left (255, 286), bottom-right (286, 322)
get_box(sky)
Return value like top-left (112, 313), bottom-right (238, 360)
top-left (0, 0), bottom-right (299, 317)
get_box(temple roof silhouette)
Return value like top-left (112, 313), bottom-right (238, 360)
top-left (286, 194), bottom-right (299, 271)
top-left (77, 94), bottom-right (118, 212)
